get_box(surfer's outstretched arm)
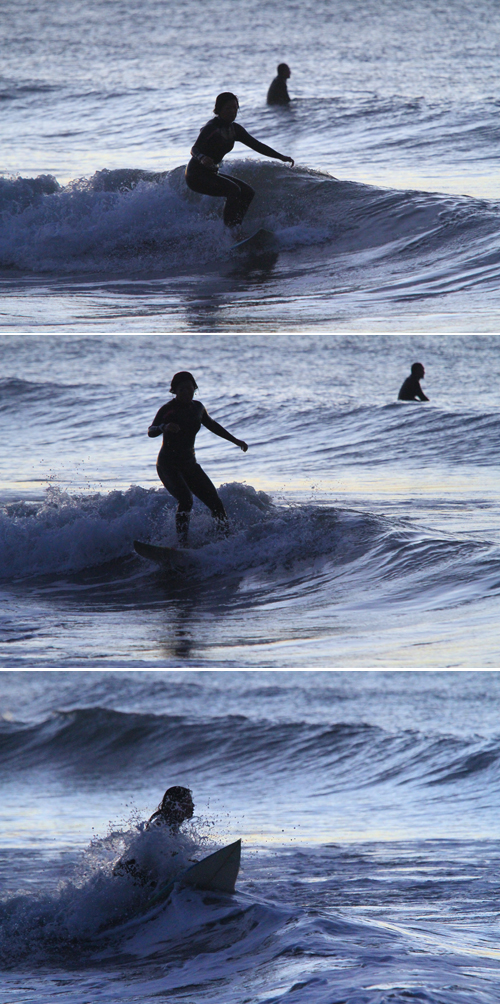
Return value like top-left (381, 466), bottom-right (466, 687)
top-left (234, 123), bottom-right (294, 166)
top-left (202, 410), bottom-right (248, 451)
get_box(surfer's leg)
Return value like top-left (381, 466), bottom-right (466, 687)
top-left (185, 165), bottom-right (254, 229)
top-left (220, 175), bottom-right (255, 228)
top-left (185, 463), bottom-right (229, 537)
top-left (156, 461), bottom-right (193, 547)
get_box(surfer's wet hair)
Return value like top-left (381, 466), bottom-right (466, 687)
top-left (411, 362), bottom-right (425, 377)
top-left (170, 371), bottom-right (198, 393)
top-left (214, 92), bottom-right (239, 115)
top-left (148, 785), bottom-right (194, 828)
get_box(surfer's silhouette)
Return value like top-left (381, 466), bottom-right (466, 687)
top-left (148, 371), bottom-right (248, 546)
top-left (398, 362), bottom-right (429, 401)
top-left (185, 92), bottom-right (294, 230)
top-left (267, 63), bottom-right (291, 105)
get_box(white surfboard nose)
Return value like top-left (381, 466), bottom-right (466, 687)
top-left (182, 839), bottom-right (242, 894)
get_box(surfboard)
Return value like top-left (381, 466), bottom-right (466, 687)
top-left (146, 838), bottom-right (241, 909)
top-left (230, 228), bottom-right (278, 254)
top-left (134, 539), bottom-right (195, 567)
top-left (182, 838), bottom-right (241, 893)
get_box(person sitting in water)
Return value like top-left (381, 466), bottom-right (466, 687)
top-left (267, 63), bottom-right (292, 105)
top-left (398, 362), bottom-right (429, 401)
top-left (113, 786), bottom-right (195, 885)
top-left (185, 92), bottom-right (294, 230)
top-left (148, 371), bottom-right (248, 547)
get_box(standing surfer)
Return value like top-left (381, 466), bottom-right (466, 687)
top-left (185, 92), bottom-right (294, 230)
top-left (148, 371), bottom-right (248, 546)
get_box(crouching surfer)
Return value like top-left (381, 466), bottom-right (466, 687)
top-left (148, 371), bottom-right (248, 547)
top-left (185, 92), bottom-right (294, 232)
top-left (113, 786), bottom-right (194, 886)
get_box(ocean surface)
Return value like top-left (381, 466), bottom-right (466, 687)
top-left (1, 669), bottom-right (500, 1004)
top-left (2, 0), bottom-right (500, 330)
top-left (1, 332), bottom-right (499, 669)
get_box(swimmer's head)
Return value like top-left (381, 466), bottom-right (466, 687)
top-left (277, 63), bottom-right (291, 78)
top-left (170, 371), bottom-right (198, 401)
top-left (214, 92), bottom-right (239, 121)
top-left (411, 362), bottom-right (425, 379)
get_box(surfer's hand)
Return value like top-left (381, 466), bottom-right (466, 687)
top-left (200, 155), bottom-right (216, 169)
top-left (283, 156), bottom-right (294, 166)
top-left (237, 440), bottom-right (248, 452)
top-left (163, 422), bottom-right (180, 432)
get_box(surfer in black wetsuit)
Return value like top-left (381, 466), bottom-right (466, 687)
top-left (148, 371), bottom-right (248, 546)
top-left (398, 362), bottom-right (429, 401)
top-left (267, 63), bottom-right (291, 105)
top-left (185, 92), bottom-right (294, 230)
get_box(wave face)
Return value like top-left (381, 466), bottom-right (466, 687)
top-left (2, 703), bottom-right (500, 798)
top-left (1, 484), bottom-right (500, 669)
top-left (1, 164), bottom-right (500, 302)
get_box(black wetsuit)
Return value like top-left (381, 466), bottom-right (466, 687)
top-left (398, 375), bottom-right (429, 401)
top-left (267, 76), bottom-right (290, 105)
top-left (185, 116), bottom-right (286, 226)
top-left (149, 398), bottom-right (231, 543)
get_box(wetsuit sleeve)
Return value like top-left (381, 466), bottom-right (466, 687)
top-left (233, 122), bottom-right (287, 160)
top-left (201, 408), bottom-right (241, 444)
top-left (148, 404), bottom-right (171, 436)
top-left (416, 387), bottom-right (429, 401)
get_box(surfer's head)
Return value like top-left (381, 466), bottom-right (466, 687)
top-left (170, 371), bottom-right (198, 403)
top-left (159, 786), bottom-right (194, 827)
top-left (411, 362), bottom-right (425, 379)
top-left (214, 92), bottom-right (239, 122)
top-left (277, 63), bottom-right (291, 78)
